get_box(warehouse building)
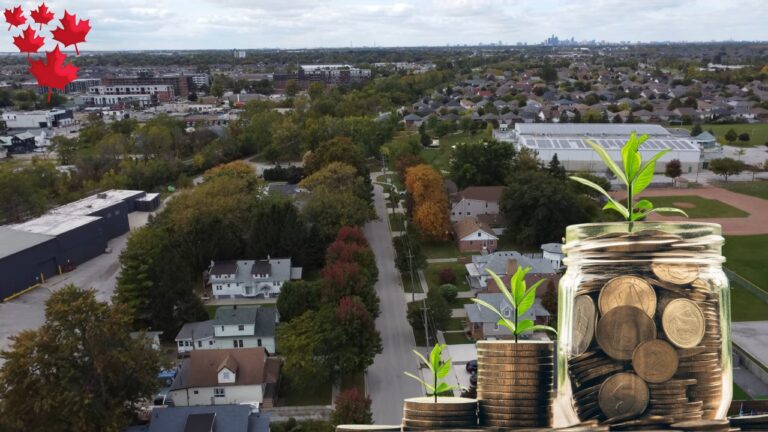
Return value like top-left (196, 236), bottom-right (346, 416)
top-left (0, 228), bottom-right (58, 301)
top-left (0, 189), bottom-right (151, 301)
top-left (495, 123), bottom-right (702, 174)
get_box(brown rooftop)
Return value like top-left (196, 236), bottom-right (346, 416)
top-left (454, 217), bottom-right (496, 240)
top-left (171, 348), bottom-right (270, 390)
top-left (458, 186), bottom-right (505, 203)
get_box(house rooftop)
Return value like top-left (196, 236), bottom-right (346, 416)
top-left (175, 320), bottom-right (215, 341)
top-left (146, 405), bottom-right (270, 432)
top-left (454, 217), bottom-right (497, 241)
top-left (213, 306), bottom-right (277, 337)
top-left (515, 123), bottom-right (671, 137)
top-left (463, 293), bottom-right (546, 324)
top-left (471, 250), bottom-right (556, 276)
top-left (457, 186), bottom-right (505, 203)
top-left (169, 348), bottom-right (269, 391)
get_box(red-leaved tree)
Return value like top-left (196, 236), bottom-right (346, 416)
top-left (331, 388), bottom-right (373, 426)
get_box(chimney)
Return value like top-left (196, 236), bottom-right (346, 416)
top-left (506, 259), bottom-right (518, 277)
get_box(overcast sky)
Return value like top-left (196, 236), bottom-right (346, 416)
top-left (2, 0), bottom-right (767, 51)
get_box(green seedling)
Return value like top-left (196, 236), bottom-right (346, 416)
top-left (404, 343), bottom-right (456, 403)
top-left (569, 132), bottom-right (688, 226)
top-left (471, 267), bottom-right (557, 343)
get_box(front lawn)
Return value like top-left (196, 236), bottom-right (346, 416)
top-left (649, 195), bottom-right (749, 218)
top-left (716, 180), bottom-right (768, 201)
top-left (443, 331), bottom-right (473, 345)
top-left (420, 129), bottom-right (491, 172)
top-left (445, 317), bottom-right (466, 332)
top-left (276, 373), bottom-right (332, 406)
top-left (422, 241), bottom-right (461, 259)
top-left (375, 173), bottom-right (403, 190)
top-left (724, 235), bottom-right (768, 292)
top-left (680, 123), bottom-right (768, 147)
top-left (425, 262), bottom-right (471, 292)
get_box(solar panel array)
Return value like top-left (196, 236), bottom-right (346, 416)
top-left (522, 137), bottom-right (698, 151)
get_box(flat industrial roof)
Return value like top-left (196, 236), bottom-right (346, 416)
top-left (51, 189), bottom-right (144, 215)
top-left (137, 193), bottom-right (160, 201)
top-left (519, 136), bottom-right (700, 152)
top-left (0, 227), bottom-right (54, 260)
top-left (10, 213), bottom-right (101, 236)
top-left (515, 123), bottom-right (671, 136)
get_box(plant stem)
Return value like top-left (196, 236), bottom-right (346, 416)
top-left (434, 363), bottom-right (438, 403)
top-left (514, 305), bottom-right (519, 343)
top-left (627, 184), bottom-right (634, 233)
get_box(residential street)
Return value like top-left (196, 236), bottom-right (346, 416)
top-left (364, 181), bottom-right (423, 425)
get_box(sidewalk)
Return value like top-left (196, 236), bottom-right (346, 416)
top-left (427, 257), bottom-right (459, 263)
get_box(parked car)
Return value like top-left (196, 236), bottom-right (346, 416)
top-left (466, 359), bottom-right (477, 373)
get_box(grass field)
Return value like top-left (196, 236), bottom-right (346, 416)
top-left (401, 270), bottom-right (423, 293)
top-left (420, 129), bottom-right (491, 172)
top-left (680, 123), bottom-right (768, 147)
top-left (649, 195), bottom-right (750, 218)
top-left (445, 317), bottom-right (466, 332)
top-left (724, 235), bottom-right (768, 292)
top-left (277, 373), bottom-right (332, 406)
top-left (443, 331), bottom-right (473, 345)
top-left (375, 173), bottom-right (403, 190)
top-left (731, 281), bottom-right (768, 321)
top-left (425, 262), bottom-right (471, 292)
top-left (388, 213), bottom-right (406, 231)
top-left (421, 241), bottom-right (462, 258)
top-left (716, 180), bottom-right (768, 201)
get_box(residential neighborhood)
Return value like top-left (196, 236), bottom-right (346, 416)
top-left (0, 4), bottom-right (767, 430)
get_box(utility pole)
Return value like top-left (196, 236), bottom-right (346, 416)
top-left (422, 297), bottom-right (430, 346)
top-left (408, 248), bottom-right (416, 303)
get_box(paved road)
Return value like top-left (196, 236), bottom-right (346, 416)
top-left (365, 182), bottom-right (422, 425)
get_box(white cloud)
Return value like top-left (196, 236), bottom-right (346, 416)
top-left (0, 0), bottom-right (764, 51)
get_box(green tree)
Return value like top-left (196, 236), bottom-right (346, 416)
top-left (690, 125), bottom-right (703, 137)
top-left (725, 128), bottom-right (738, 144)
top-left (665, 159), bottom-right (683, 182)
top-left (501, 169), bottom-right (592, 246)
top-left (709, 157), bottom-right (745, 181)
top-left (285, 80), bottom-right (300, 97)
top-left (0, 286), bottom-right (165, 432)
top-left (331, 389), bottom-right (373, 426)
top-left (393, 234), bottom-right (427, 274)
top-left (277, 308), bottom-right (334, 386)
top-left (277, 280), bottom-right (321, 322)
top-left (449, 140), bottom-right (515, 189)
top-left (540, 62), bottom-right (558, 83)
top-left (302, 190), bottom-right (374, 241)
top-left (305, 137), bottom-right (367, 176)
top-left (548, 153), bottom-right (566, 179)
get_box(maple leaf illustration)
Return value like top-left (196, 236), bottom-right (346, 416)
top-left (4, 5), bottom-right (25, 31)
top-left (30, 3), bottom-right (54, 30)
top-left (29, 46), bottom-right (78, 102)
top-left (13, 25), bottom-right (45, 59)
top-left (51, 10), bottom-right (90, 55)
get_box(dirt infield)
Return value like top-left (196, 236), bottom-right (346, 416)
top-left (612, 185), bottom-right (768, 235)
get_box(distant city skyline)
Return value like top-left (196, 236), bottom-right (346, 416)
top-left (0, 0), bottom-right (767, 52)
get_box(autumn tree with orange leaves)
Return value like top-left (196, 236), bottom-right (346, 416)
top-left (405, 164), bottom-right (450, 240)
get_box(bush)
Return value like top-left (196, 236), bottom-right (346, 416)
top-left (738, 133), bottom-right (750, 142)
top-left (438, 267), bottom-right (456, 284)
top-left (440, 284), bottom-right (458, 303)
top-left (263, 165), bottom-right (304, 183)
top-left (330, 389), bottom-right (372, 426)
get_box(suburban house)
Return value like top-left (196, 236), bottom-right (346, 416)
top-left (465, 250), bottom-right (558, 293)
top-left (167, 347), bottom-right (280, 408)
top-left (176, 306), bottom-right (277, 354)
top-left (454, 217), bottom-right (498, 253)
top-left (141, 405), bottom-right (270, 432)
top-left (209, 258), bottom-right (302, 299)
top-left (541, 243), bottom-right (564, 271)
top-left (463, 293), bottom-right (550, 340)
top-left (449, 186), bottom-right (505, 224)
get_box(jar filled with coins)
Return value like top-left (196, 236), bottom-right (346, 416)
top-left (554, 222), bottom-right (732, 428)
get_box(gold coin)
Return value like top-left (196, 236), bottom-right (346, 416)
top-left (599, 276), bottom-right (657, 318)
top-left (476, 340), bottom-right (554, 352)
top-left (572, 295), bottom-right (597, 356)
top-left (479, 399), bottom-right (550, 408)
top-left (596, 305), bottom-right (657, 360)
top-left (651, 262), bottom-right (699, 285)
top-left (632, 339), bottom-right (679, 384)
top-left (477, 390), bottom-right (553, 401)
top-left (598, 373), bottom-right (649, 419)
top-left (662, 299), bottom-right (705, 349)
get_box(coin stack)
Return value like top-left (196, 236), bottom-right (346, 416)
top-left (476, 340), bottom-right (554, 428)
top-left (564, 229), bottom-right (727, 426)
top-left (401, 397), bottom-right (477, 429)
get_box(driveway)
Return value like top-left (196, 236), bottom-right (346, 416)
top-left (365, 181), bottom-right (423, 424)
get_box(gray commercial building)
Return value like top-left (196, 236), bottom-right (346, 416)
top-left (0, 189), bottom-right (152, 301)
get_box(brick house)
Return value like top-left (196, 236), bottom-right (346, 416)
top-left (454, 217), bottom-right (498, 253)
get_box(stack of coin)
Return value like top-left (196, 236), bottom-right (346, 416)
top-left (670, 418), bottom-right (731, 431)
top-left (401, 397), bottom-right (477, 429)
top-left (562, 229), bottom-right (729, 426)
top-left (476, 340), bottom-right (554, 428)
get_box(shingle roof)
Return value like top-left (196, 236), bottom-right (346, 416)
top-left (147, 405), bottom-right (270, 432)
top-left (472, 250), bottom-right (555, 276)
top-left (175, 320), bottom-right (214, 341)
top-left (454, 217), bottom-right (496, 241)
top-left (210, 260), bottom-right (237, 276)
top-left (213, 306), bottom-right (277, 337)
top-left (169, 348), bottom-right (269, 391)
top-left (458, 186), bottom-right (504, 203)
top-left (463, 293), bottom-right (537, 323)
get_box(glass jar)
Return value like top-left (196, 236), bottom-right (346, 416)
top-left (554, 222), bottom-right (732, 427)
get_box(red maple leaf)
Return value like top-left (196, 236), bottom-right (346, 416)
top-left (30, 3), bottom-right (54, 30)
top-left (51, 10), bottom-right (90, 55)
top-left (13, 26), bottom-right (45, 59)
top-left (29, 46), bottom-right (78, 102)
top-left (4, 5), bottom-right (25, 30)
